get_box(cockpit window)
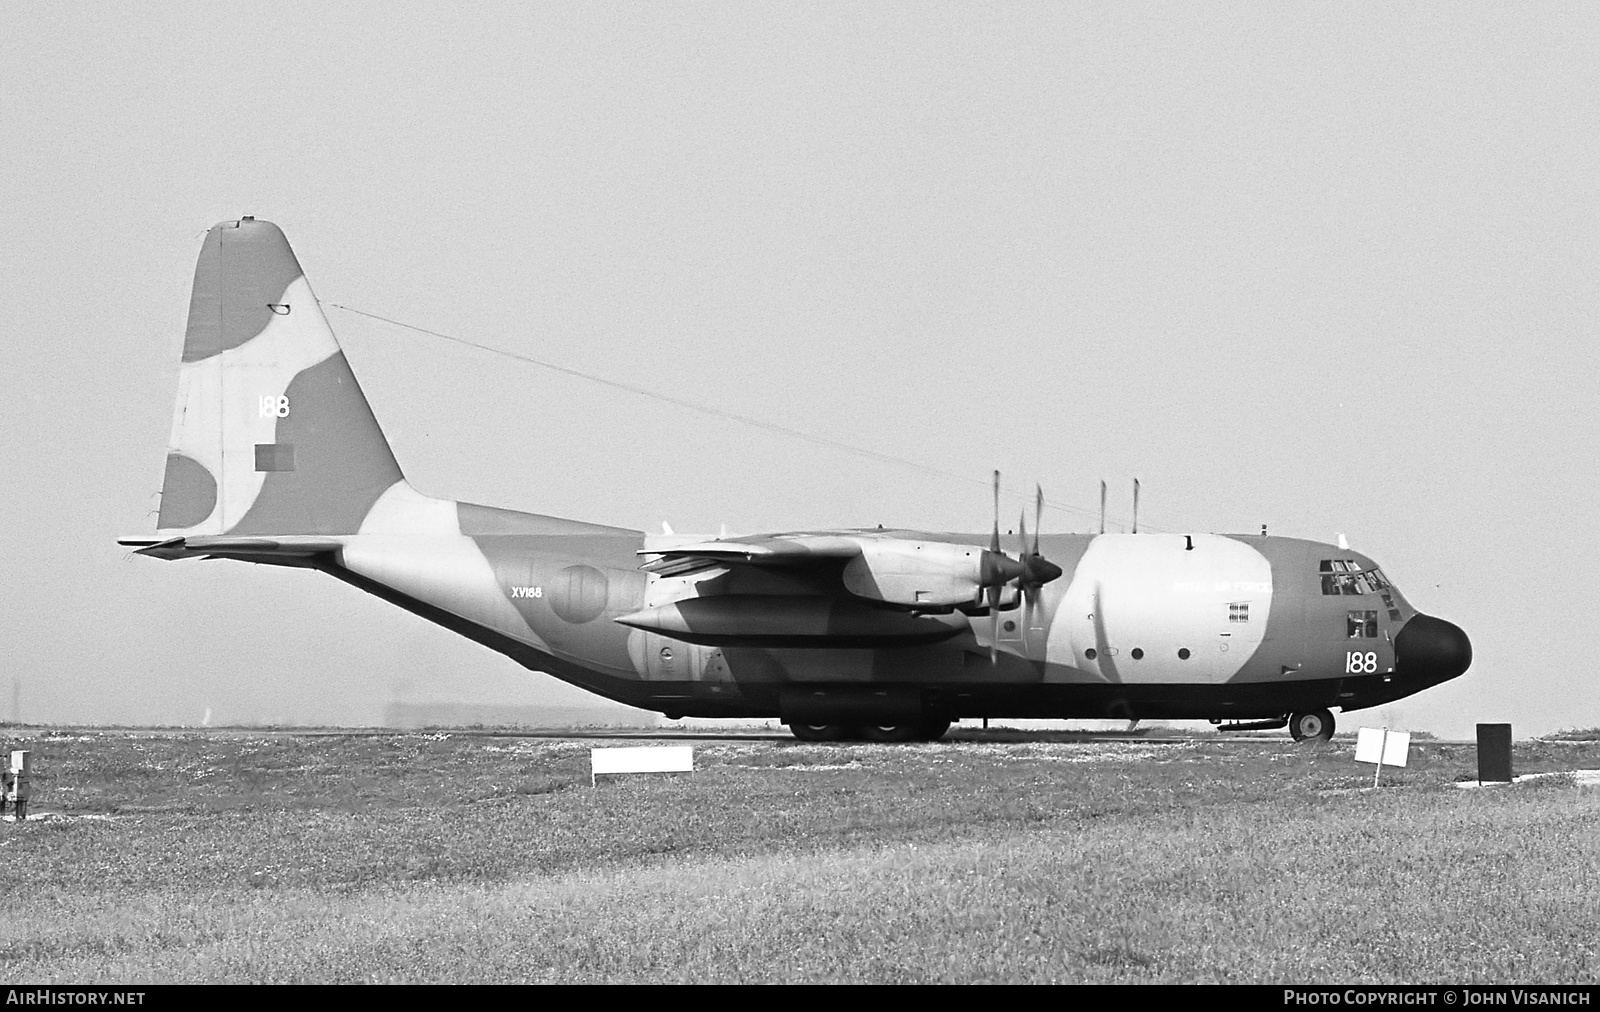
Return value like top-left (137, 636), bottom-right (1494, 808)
top-left (1348, 610), bottom-right (1378, 638)
top-left (1380, 590), bottom-right (1401, 623)
top-left (1320, 560), bottom-right (1390, 596)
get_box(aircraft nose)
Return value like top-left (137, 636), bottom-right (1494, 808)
top-left (1394, 613), bottom-right (1472, 684)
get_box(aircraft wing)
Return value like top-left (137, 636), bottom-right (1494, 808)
top-left (626, 533), bottom-right (979, 647)
top-left (637, 534), bottom-right (864, 577)
top-left (638, 531), bottom-right (1017, 615)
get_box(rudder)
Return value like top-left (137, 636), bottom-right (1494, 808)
top-left (156, 217), bottom-right (404, 535)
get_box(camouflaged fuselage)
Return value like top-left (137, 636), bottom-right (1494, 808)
top-left (319, 509), bottom-right (1455, 722)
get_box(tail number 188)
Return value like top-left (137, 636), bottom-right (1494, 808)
top-left (1346, 651), bottom-right (1378, 674)
top-left (258, 395), bottom-right (290, 418)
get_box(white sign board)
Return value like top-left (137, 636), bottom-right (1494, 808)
top-left (591, 745), bottom-right (694, 785)
top-left (1355, 727), bottom-right (1410, 768)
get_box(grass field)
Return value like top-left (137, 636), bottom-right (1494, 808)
top-left (1, 727), bottom-right (1596, 983)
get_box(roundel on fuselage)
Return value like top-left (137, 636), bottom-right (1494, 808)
top-left (549, 564), bottom-right (610, 624)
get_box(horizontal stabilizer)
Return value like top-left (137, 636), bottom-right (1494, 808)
top-left (118, 534), bottom-right (342, 561)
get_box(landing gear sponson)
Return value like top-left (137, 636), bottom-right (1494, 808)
top-left (789, 712), bottom-right (1342, 744)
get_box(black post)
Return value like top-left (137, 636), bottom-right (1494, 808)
top-left (1477, 723), bottom-right (1513, 784)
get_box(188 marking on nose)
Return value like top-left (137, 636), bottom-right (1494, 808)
top-left (1346, 651), bottom-right (1379, 674)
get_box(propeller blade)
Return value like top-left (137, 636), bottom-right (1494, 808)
top-left (988, 583), bottom-right (1000, 664)
top-left (990, 470), bottom-right (1001, 554)
top-left (1018, 509), bottom-right (1032, 638)
top-left (984, 469), bottom-right (1028, 663)
top-left (1021, 483), bottom-right (1064, 587)
top-left (1033, 485), bottom-right (1044, 558)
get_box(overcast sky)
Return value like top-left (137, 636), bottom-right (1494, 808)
top-left (5, 3), bottom-right (1597, 737)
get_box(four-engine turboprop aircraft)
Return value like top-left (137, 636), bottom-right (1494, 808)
top-left (120, 218), bottom-right (1473, 742)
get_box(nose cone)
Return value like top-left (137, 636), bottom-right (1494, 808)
top-left (1395, 613), bottom-right (1472, 684)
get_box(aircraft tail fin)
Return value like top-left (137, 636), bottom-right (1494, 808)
top-left (154, 217), bottom-right (405, 536)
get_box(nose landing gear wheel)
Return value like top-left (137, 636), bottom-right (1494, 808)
top-left (1288, 708), bottom-right (1335, 742)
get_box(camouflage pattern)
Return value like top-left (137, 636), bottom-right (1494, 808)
top-left (157, 217), bottom-right (401, 534)
top-left (124, 220), bottom-right (1472, 736)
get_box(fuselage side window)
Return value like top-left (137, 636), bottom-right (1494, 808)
top-left (1229, 602), bottom-right (1249, 623)
top-left (1347, 610), bottom-right (1378, 638)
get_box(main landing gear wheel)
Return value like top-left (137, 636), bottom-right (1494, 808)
top-left (853, 720), bottom-right (953, 743)
top-left (1288, 709), bottom-right (1336, 743)
top-left (857, 724), bottom-right (922, 743)
top-left (788, 723), bottom-right (848, 742)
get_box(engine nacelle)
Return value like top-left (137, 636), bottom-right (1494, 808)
top-left (615, 594), bottom-right (967, 648)
top-left (841, 539), bottom-right (1022, 609)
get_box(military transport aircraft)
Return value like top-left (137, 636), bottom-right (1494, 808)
top-left (120, 218), bottom-right (1472, 742)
